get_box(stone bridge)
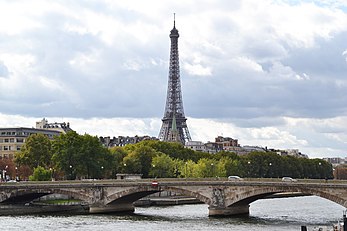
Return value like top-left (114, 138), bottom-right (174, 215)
top-left (0, 179), bottom-right (346, 216)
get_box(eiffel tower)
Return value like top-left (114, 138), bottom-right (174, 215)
top-left (158, 15), bottom-right (192, 144)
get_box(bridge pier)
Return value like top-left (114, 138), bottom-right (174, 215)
top-left (89, 203), bottom-right (135, 214)
top-left (208, 204), bottom-right (250, 216)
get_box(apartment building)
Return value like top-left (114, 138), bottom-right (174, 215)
top-left (0, 118), bottom-right (72, 159)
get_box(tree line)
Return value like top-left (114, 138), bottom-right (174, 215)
top-left (12, 131), bottom-right (333, 181)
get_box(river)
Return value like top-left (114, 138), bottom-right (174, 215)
top-left (0, 196), bottom-right (345, 231)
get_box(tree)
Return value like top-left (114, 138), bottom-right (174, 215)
top-left (29, 166), bottom-right (52, 181)
top-left (78, 134), bottom-right (111, 179)
top-left (52, 131), bottom-right (82, 180)
top-left (109, 146), bottom-right (127, 176)
top-left (15, 133), bottom-right (52, 169)
top-left (52, 131), bottom-right (112, 179)
top-left (122, 144), bottom-right (157, 177)
top-left (219, 157), bottom-right (239, 177)
top-left (193, 158), bottom-right (217, 178)
top-left (178, 159), bottom-right (195, 178)
top-left (150, 153), bottom-right (174, 178)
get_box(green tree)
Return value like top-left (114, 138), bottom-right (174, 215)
top-left (193, 158), bottom-right (217, 178)
top-left (138, 140), bottom-right (211, 162)
top-left (29, 166), bottom-right (52, 181)
top-left (150, 153), bottom-right (174, 178)
top-left (122, 144), bottom-right (157, 177)
top-left (78, 134), bottom-right (111, 179)
top-left (179, 160), bottom-right (195, 178)
top-left (109, 146), bottom-right (128, 176)
top-left (52, 131), bottom-right (82, 180)
top-left (52, 131), bottom-right (112, 179)
top-left (15, 133), bottom-right (52, 169)
top-left (218, 157), bottom-right (240, 177)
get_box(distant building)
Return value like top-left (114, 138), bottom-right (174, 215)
top-left (323, 157), bottom-right (345, 166)
top-left (215, 136), bottom-right (239, 149)
top-left (185, 141), bottom-right (207, 152)
top-left (0, 118), bottom-right (72, 159)
top-left (241, 145), bottom-right (267, 153)
top-left (35, 118), bottom-right (72, 133)
top-left (204, 142), bottom-right (223, 154)
top-left (99, 135), bottom-right (158, 147)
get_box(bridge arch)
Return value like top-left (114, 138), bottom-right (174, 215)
top-left (224, 185), bottom-right (347, 211)
top-left (103, 185), bottom-right (210, 206)
top-left (0, 188), bottom-right (91, 205)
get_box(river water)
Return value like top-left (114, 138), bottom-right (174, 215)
top-left (0, 196), bottom-right (345, 231)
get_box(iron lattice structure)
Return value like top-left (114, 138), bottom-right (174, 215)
top-left (158, 19), bottom-right (192, 144)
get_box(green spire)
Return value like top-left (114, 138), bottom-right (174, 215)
top-left (171, 112), bottom-right (177, 132)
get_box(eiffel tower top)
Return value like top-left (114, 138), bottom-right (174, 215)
top-left (170, 13), bottom-right (179, 38)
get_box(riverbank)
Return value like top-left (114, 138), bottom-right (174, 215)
top-left (0, 195), bottom-right (200, 216)
top-left (0, 204), bottom-right (89, 216)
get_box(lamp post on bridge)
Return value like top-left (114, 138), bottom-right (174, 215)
top-left (211, 163), bottom-right (215, 178)
top-left (247, 161), bottom-right (251, 178)
top-left (101, 166), bottom-right (104, 179)
top-left (268, 162), bottom-right (272, 178)
top-left (69, 165), bottom-right (73, 180)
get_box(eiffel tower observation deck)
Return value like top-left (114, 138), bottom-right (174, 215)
top-left (158, 15), bottom-right (192, 144)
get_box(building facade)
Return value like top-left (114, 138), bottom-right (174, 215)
top-left (99, 135), bottom-right (158, 147)
top-left (0, 118), bottom-right (72, 159)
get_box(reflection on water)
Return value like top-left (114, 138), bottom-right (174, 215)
top-left (0, 196), bottom-right (345, 231)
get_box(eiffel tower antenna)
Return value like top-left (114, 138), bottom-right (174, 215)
top-left (174, 13), bottom-right (175, 27)
top-left (158, 15), bottom-right (192, 144)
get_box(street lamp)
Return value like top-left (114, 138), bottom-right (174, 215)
top-left (100, 166), bottom-right (104, 179)
top-left (69, 165), bottom-right (73, 180)
top-left (152, 164), bottom-right (156, 178)
top-left (4, 165), bottom-right (8, 181)
top-left (185, 162), bottom-right (188, 179)
top-left (211, 163), bottom-right (215, 178)
top-left (123, 163), bottom-right (127, 174)
top-left (318, 162), bottom-right (322, 179)
top-left (49, 168), bottom-right (54, 181)
top-left (15, 167), bottom-right (18, 181)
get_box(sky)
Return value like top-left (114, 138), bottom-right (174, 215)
top-left (0, 0), bottom-right (347, 158)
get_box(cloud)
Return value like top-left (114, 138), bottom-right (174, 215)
top-left (0, 0), bottom-right (347, 157)
top-left (0, 61), bottom-right (9, 77)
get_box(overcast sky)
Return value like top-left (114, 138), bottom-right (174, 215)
top-left (0, 0), bottom-right (347, 158)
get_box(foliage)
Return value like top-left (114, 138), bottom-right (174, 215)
top-left (109, 146), bottom-right (127, 176)
top-left (15, 133), bottom-right (52, 169)
top-left (52, 131), bottom-right (82, 180)
top-left (150, 153), bottom-right (174, 178)
top-left (52, 131), bottom-right (111, 179)
top-left (29, 166), bottom-right (52, 181)
top-left (14, 134), bottom-right (333, 180)
top-left (122, 144), bottom-right (158, 177)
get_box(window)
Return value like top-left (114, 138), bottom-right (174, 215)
top-left (4, 139), bottom-right (9, 143)
top-left (16, 138), bottom-right (24, 143)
